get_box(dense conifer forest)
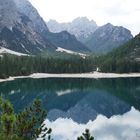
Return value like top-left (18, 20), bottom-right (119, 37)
top-left (0, 33), bottom-right (140, 79)
top-left (0, 54), bottom-right (96, 79)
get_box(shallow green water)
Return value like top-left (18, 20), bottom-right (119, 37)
top-left (0, 77), bottom-right (140, 123)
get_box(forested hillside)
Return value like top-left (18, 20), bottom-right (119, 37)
top-left (0, 33), bottom-right (140, 79)
top-left (97, 33), bottom-right (140, 72)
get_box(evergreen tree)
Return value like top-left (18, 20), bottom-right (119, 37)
top-left (0, 97), bottom-right (52, 140)
top-left (16, 99), bottom-right (52, 140)
top-left (0, 97), bottom-right (18, 140)
top-left (77, 129), bottom-right (94, 140)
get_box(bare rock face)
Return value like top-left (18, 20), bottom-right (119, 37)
top-left (13, 0), bottom-right (49, 34)
top-left (47, 18), bottom-right (133, 54)
top-left (47, 17), bottom-right (98, 42)
top-left (0, 0), bottom-right (89, 54)
top-left (85, 23), bottom-right (133, 53)
top-left (0, 0), bottom-right (19, 30)
top-left (0, 0), bottom-right (55, 54)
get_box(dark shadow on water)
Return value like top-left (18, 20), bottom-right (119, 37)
top-left (0, 77), bottom-right (140, 123)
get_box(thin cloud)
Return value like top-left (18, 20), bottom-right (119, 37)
top-left (29, 0), bottom-right (140, 35)
top-left (38, 107), bottom-right (140, 140)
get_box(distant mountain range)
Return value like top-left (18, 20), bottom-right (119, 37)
top-left (0, 0), bottom-right (136, 55)
top-left (47, 17), bottom-right (98, 42)
top-left (0, 0), bottom-right (89, 55)
top-left (47, 19), bottom-right (133, 54)
top-left (85, 23), bottom-right (133, 53)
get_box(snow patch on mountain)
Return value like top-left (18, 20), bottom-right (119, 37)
top-left (56, 47), bottom-right (86, 58)
top-left (0, 47), bottom-right (28, 56)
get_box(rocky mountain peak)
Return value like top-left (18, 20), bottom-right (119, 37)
top-left (85, 23), bottom-right (133, 53)
top-left (47, 17), bottom-right (98, 42)
top-left (104, 23), bottom-right (113, 27)
top-left (0, 0), bottom-right (89, 54)
top-left (0, 0), bottom-right (56, 54)
top-left (72, 17), bottom-right (97, 25)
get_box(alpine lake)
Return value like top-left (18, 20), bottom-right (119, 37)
top-left (0, 77), bottom-right (140, 140)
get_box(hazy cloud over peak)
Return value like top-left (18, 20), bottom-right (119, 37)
top-left (29, 0), bottom-right (140, 35)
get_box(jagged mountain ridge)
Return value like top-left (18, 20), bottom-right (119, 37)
top-left (0, 0), bottom-right (134, 55)
top-left (0, 0), bottom-right (56, 54)
top-left (47, 18), bottom-right (133, 54)
top-left (85, 23), bottom-right (133, 53)
top-left (14, 0), bottom-right (90, 53)
top-left (47, 17), bottom-right (98, 42)
top-left (0, 0), bottom-right (89, 54)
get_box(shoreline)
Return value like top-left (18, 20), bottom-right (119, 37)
top-left (0, 72), bottom-right (140, 83)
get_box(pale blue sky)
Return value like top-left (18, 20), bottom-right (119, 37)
top-left (29, 0), bottom-right (140, 36)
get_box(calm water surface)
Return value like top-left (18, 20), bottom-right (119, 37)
top-left (0, 78), bottom-right (140, 140)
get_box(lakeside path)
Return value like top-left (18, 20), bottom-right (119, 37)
top-left (0, 72), bottom-right (140, 83)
